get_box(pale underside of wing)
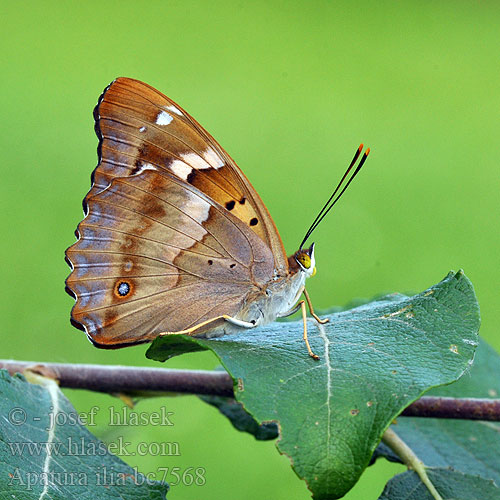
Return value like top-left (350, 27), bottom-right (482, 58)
top-left (90, 77), bottom-right (288, 275)
top-left (66, 169), bottom-right (275, 346)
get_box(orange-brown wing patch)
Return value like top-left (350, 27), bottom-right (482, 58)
top-left (88, 77), bottom-right (288, 274)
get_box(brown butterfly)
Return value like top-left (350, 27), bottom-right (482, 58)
top-left (65, 78), bottom-right (369, 360)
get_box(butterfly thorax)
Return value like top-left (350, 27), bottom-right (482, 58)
top-left (235, 244), bottom-right (317, 328)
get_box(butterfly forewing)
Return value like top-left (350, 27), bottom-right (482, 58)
top-left (90, 77), bottom-right (288, 274)
top-left (66, 169), bottom-right (275, 346)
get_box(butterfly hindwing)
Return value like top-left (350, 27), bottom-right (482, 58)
top-left (66, 168), bottom-right (275, 346)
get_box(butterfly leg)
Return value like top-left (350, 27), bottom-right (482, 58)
top-left (277, 300), bottom-right (319, 360)
top-left (159, 315), bottom-right (256, 337)
top-left (303, 288), bottom-right (329, 324)
top-left (299, 300), bottom-right (320, 361)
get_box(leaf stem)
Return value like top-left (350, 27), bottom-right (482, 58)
top-left (381, 427), bottom-right (443, 500)
top-left (23, 371), bottom-right (61, 500)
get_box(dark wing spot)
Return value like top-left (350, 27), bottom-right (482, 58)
top-left (208, 259), bottom-right (213, 265)
top-left (117, 281), bottom-right (130, 296)
top-left (225, 200), bottom-right (235, 211)
top-left (239, 197), bottom-right (246, 205)
top-left (186, 169), bottom-right (196, 184)
top-left (249, 218), bottom-right (258, 226)
top-left (230, 263), bottom-right (236, 269)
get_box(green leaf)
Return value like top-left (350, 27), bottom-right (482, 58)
top-left (0, 370), bottom-right (168, 499)
top-left (198, 365), bottom-right (279, 440)
top-left (427, 340), bottom-right (499, 398)
top-left (378, 468), bottom-right (499, 500)
top-left (378, 341), bottom-right (500, 484)
top-left (147, 271), bottom-right (480, 499)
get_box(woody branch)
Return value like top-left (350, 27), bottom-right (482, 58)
top-left (1, 360), bottom-right (499, 421)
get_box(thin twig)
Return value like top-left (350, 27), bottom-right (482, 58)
top-left (1, 360), bottom-right (499, 421)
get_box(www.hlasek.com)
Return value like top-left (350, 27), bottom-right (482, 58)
top-left (9, 466), bottom-right (206, 490)
top-left (8, 436), bottom-right (180, 457)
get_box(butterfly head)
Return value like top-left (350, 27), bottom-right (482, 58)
top-left (293, 243), bottom-right (316, 278)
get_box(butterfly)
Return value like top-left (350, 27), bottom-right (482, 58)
top-left (65, 78), bottom-right (369, 360)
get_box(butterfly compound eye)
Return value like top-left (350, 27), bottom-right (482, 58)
top-left (296, 252), bottom-right (312, 269)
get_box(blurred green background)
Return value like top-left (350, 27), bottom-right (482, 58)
top-left (2, 1), bottom-right (499, 498)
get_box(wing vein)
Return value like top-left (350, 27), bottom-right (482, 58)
top-left (102, 175), bottom-right (256, 267)
top-left (86, 195), bottom-right (234, 260)
top-left (81, 223), bottom-right (227, 258)
top-left (102, 113), bottom-right (245, 198)
top-left (69, 249), bottom-right (208, 280)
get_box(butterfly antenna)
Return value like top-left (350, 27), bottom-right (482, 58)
top-left (300, 144), bottom-right (362, 247)
top-left (299, 145), bottom-right (370, 250)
